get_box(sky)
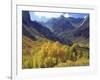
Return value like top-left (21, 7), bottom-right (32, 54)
top-left (29, 11), bottom-right (89, 22)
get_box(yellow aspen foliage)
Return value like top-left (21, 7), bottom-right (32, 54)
top-left (23, 37), bottom-right (89, 68)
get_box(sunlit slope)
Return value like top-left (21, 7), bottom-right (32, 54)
top-left (22, 35), bottom-right (89, 69)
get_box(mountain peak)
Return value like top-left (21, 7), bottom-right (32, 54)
top-left (58, 15), bottom-right (66, 20)
top-left (60, 15), bottom-right (65, 18)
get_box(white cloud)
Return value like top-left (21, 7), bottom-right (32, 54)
top-left (30, 12), bottom-right (70, 22)
top-left (64, 13), bottom-right (70, 18)
top-left (34, 12), bottom-right (62, 18)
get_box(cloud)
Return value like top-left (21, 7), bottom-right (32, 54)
top-left (64, 13), bottom-right (70, 18)
top-left (33, 12), bottom-right (62, 18)
top-left (29, 12), bottom-right (70, 22)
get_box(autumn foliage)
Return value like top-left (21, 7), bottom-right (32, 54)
top-left (22, 36), bottom-right (89, 69)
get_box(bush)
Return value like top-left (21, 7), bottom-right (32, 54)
top-left (32, 41), bottom-right (70, 68)
top-left (22, 37), bottom-right (89, 68)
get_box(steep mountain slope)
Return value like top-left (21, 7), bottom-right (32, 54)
top-left (45, 15), bottom-right (75, 33)
top-left (22, 11), bottom-right (73, 45)
top-left (45, 14), bottom-right (89, 42)
top-left (73, 16), bottom-right (89, 39)
top-left (22, 11), bottom-right (57, 41)
top-left (43, 15), bottom-right (89, 42)
top-left (68, 17), bottom-right (84, 28)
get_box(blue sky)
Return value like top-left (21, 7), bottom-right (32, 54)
top-left (29, 11), bottom-right (89, 22)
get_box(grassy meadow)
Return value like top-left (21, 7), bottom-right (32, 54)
top-left (22, 36), bottom-right (89, 69)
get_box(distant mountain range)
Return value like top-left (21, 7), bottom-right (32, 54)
top-left (22, 11), bottom-right (89, 46)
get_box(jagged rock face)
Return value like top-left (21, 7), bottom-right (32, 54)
top-left (44, 14), bottom-right (89, 43)
top-left (22, 11), bottom-right (57, 40)
top-left (22, 11), bottom-right (31, 26)
top-left (45, 15), bottom-right (75, 33)
top-left (52, 16), bottom-right (75, 35)
top-left (22, 11), bottom-right (37, 40)
top-left (73, 16), bottom-right (89, 39)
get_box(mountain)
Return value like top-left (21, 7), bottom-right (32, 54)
top-left (22, 11), bottom-right (58, 41)
top-left (45, 15), bottom-right (75, 32)
top-left (44, 15), bottom-right (85, 31)
top-left (45, 14), bottom-right (89, 41)
top-left (22, 11), bottom-right (38, 40)
top-left (68, 17), bottom-right (84, 28)
top-left (43, 15), bottom-right (88, 39)
top-left (22, 11), bottom-right (73, 46)
top-left (22, 11), bottom-right (89, 46)
top-left (73, 16), bottom-right (89, 39)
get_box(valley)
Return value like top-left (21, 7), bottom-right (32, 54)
top-left (22, 11), bottom-right (89, 69)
